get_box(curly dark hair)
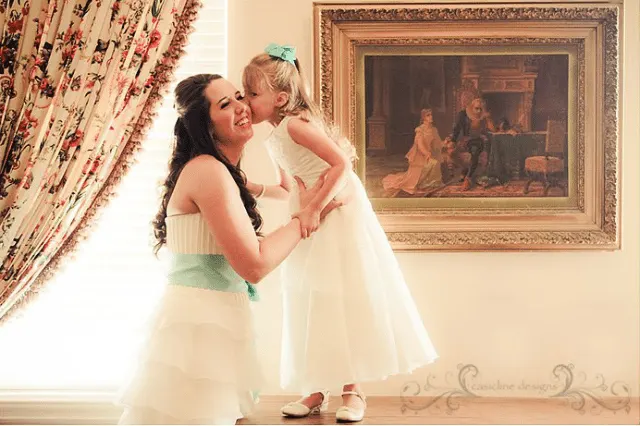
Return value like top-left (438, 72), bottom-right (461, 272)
top-left (152, 74), bottom-right (262, 255)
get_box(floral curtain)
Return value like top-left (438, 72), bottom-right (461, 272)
top-left (0, 0), bottom-right (200, 323)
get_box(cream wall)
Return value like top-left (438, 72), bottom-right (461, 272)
top-left (229, 0), bottom-right (640, 397)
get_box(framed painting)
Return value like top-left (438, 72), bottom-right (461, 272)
top-left (313, 3), bottom-right (620, 250)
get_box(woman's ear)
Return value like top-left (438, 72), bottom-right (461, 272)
top-left (275, 92), bottom-right (289, 108)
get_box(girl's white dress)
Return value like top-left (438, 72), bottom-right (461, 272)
top-left (267, 116), bottom-right (438, 394)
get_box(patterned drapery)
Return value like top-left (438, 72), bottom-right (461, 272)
top-left (0, 0), bottom-right (201, 322)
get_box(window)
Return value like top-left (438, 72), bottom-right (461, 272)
top-left (0, 0), bottom-right (227, 391)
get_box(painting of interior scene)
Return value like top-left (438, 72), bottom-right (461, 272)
top-left (364, 54), bottom-right (570, 198)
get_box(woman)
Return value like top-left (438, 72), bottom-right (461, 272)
top-left (116, 74), bottom-right (341, 425)
top-left (382, 108), bottom-right (443, 197)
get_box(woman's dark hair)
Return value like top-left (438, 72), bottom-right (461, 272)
top-left (152, 73), bottom-right (262, 254)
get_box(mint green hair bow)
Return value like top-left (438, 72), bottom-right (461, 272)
top-left (264, 43), bottom-right (296, 65)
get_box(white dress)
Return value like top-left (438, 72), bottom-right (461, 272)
top-left (116, 214), bottom-right (262, 424)
top-left (267, 116), bottom-right (438, 394)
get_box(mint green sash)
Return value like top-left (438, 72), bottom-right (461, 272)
top-left (167, 253), bottom-right (259, 301)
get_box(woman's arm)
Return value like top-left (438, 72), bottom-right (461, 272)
top-left (246, 167), bottom-right (292, 200)
top-left (183, 156), bottom-right (341, 283)
top-left (184, 156), bottom-right (302, 284)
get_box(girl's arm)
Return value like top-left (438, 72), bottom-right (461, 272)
top-left (287, 118), bottom-right (351, 234)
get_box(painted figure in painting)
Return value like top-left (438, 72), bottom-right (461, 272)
top-left (447, 97), bottom-right (495, 191)
top-left (382, 108), bottom-right (443, 197)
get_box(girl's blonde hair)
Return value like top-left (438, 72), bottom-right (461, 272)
top-left (242, 53), bottom-right (356, 160)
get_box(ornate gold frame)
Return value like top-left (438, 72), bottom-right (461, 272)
top-left (313, 3), bottom-right (620, 251)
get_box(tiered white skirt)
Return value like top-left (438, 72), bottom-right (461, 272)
top-left (117, 285), bottom-right (261, 424)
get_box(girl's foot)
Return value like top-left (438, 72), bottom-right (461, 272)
top-left (281, 390), bottom-right (329, 417)
top-left (336, 385), bottom-right (366, 422)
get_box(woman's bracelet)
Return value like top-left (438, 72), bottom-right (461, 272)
top-left (256, 184), bottom-right (266, 199)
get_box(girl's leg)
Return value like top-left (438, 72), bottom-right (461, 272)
top-left (341, 383), bottom-right (366, 410)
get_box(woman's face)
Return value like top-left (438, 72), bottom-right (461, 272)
top-left (422, 110), bottom-right (433, 125)
top-left (204, 78), bottom-right (253, 145)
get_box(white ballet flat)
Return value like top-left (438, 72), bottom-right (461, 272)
top-left (281, 390), bottom-right (330, 418)
top-left (335, 390), bottom-right (366, 422)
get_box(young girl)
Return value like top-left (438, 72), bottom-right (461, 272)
top-left (242, 44), bottom-right (439, 422)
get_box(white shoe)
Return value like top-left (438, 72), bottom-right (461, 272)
top-left (281, 390), bottom-right (330, 418)
top-left (335, 390), bottom-right (366, 422)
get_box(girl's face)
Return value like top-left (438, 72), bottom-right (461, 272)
top-left (204, 78), bottom-right (253, 145)
top-left (244, 79), bottom-right (280, 125)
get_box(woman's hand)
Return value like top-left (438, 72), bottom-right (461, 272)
top-left (293, 206), bottom-right (321, 239)
top-left (293, 174), bottom-right (344, 238)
